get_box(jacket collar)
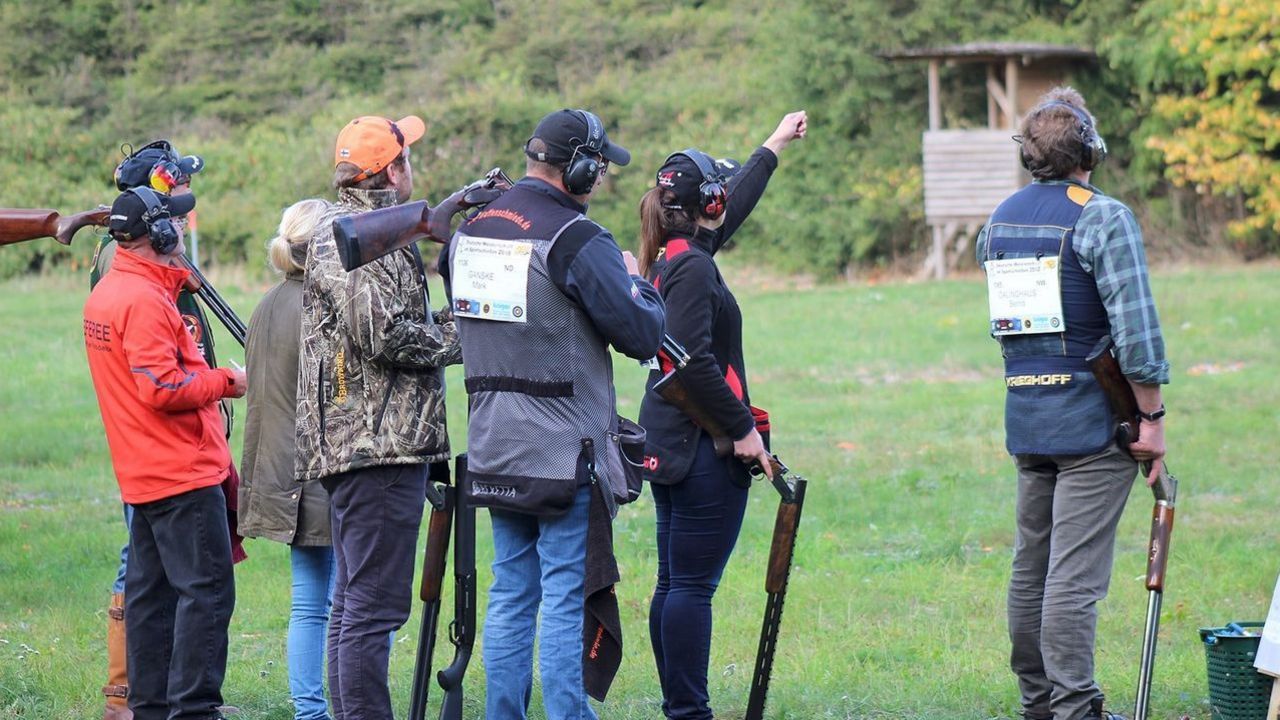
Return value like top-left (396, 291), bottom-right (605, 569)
top-left (517, 177), bottom-right (588, 214)
top-left (337, 187), bottom-right (402, 211)
top-left (112, 246), bottom-right (189, 297)
top-left (1034, 177), bottom-right (1101, 193)
top-left (664, 225), bottom-right (717, 254)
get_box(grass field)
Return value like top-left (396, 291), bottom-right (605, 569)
top-left (2, 261), bottom-right (1278, 719)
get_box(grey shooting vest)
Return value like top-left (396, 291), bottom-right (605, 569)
top-left (451, 215), bottom-right (630, 517)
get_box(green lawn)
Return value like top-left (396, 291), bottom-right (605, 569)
top-left (2, 262), bottom-right (1278, 719)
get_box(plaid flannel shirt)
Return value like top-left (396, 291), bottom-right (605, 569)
top-left (977, 179), bottom-right (1170, 385)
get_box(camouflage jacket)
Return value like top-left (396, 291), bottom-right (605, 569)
top-left (294, 188), bottom-right (462, 481)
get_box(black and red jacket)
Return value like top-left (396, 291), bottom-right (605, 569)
top-left (638, 146), bottom-right (777, 485)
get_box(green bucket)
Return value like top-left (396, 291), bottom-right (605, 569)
top-left (1200, 622), bottom-right (1271, 720)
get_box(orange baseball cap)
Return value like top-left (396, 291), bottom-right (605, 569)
top-left (334, 115), bottom-right (426, 181)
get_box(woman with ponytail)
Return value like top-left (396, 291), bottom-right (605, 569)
top-left (236, 198), bottom-right (339, 720)
top-left (638, 111), bottom-right (807, 720)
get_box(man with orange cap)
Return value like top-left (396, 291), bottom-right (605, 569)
top-left (294, 114), bottom-right (461, 719)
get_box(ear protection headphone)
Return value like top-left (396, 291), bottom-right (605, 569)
top-left (662, 149), bottom-right (729, 220)
top-left (1019, 101), bottom-right (1109, 172)
top-left (562, 110), bottom-right (606, 196)
top-left (129, 186), bottom-right (181, 254)
top-left (113, 140), bottom-right (190, 193)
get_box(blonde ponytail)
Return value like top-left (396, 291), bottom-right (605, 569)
top-left (267, 198), bottom-right (330, 275)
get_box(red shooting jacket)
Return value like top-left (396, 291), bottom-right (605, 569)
top-left (83, 248), bottom-right (236, 504)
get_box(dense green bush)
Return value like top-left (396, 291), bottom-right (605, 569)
top-left (0, 0), bottom-right (1273, 280)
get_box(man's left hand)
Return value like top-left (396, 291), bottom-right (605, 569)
top-left (1129, 418), bottom-right (1166, 486)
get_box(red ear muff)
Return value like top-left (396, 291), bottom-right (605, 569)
top-left (660, 148), bottom-right (730, 220)
top-left (701, 183), bottom-right (727, 220)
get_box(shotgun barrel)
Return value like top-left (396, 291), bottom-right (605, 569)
top-left (408, 473), bottom-right (453, 720)
top-left (178, 255), bottom-right (247, 348)
top-left (437, 453), bottom-right (476, 720)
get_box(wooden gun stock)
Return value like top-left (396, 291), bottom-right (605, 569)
top-left (419, 498), bottom-right (453, 602)
top-left (334, 200), bottom-right (431, 272)
top-left (332, 168), bottom-right (514, 272)
top-left (765, 479), bottom-right (806, 593)
top-left (0, 207), bottom-right (109, 246)
top-left (653, 368), bottom-right (735, 457)
top-left (1085, 335), bottom-right (1141, 446)
top-left (1146, 501), bottom-right (1174, 592)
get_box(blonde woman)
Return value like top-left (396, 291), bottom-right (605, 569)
top-left (237, 199), bottom-right (336, 720)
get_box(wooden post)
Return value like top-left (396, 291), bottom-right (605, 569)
top-left (928, 60), bottom-right (941, 131)
top-left (986, 64), bottom-right (998, 129)
top-left (1005, 57), bottom-right (1020, 126)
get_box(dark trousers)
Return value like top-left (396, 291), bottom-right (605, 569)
top-left (321, 463), bottom-right (426, 720)
top-left (126, 484), bottom-right (235, 720)
top-left (649, 434), bottom-right (749, 720)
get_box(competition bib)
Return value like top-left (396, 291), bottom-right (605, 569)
top-left (986, 255), bottom-right (1066, 336)
top-left (452, 236), bottom-right (532, 323)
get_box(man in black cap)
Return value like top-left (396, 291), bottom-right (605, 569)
top-left (84, 187), bottom-right (245, 720)
top-left (439, 108), bottom-right (665, 719)
top-left (90, 141), bottom-right (226, 720)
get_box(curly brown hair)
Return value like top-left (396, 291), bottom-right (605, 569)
top-left (1018, 87), bottom-right (1096, 180)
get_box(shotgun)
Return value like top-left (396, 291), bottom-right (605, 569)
top-left (1086, 335), bottom-right (1177, 720)
top-left (332, 168), bottom-right (513, 272)
top-left (651, 334), bottom-right (806, 717)
top-left (408, 465), bottom-right (453, 720)
top-left (0, 207), bottom-right (109, 246)
top-left (178, 255), bottom-right (247, 348)
top-left (437, 453), bottom-right (476, 720)
top-left (745, 466), bottom-right (806, 720)
top-left (0, 206), bottom-right (248, 349)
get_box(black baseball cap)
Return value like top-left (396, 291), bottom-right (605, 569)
top-left (656, 150), bottom-right (740, 208)
top-left (114, 140), bottom-right (205, 191)
top-left (108, 189), bottom-right (197, 242)
top-left (527, 109), bottom-right (630, 166)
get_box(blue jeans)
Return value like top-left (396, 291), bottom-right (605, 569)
top-left (649, 434), bottom-right (749, 720)
top-left (289, 545), bottom-right (336, 720)
top-left (483, 484), bottom-right (597, 720)
top-left (113, 503), bottom-right (133, 594)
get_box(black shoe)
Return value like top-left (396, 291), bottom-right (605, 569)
top-left (1086, 696), bottom-right (1128, 720)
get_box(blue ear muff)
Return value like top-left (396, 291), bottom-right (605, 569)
top-left (129, 187), bottom-right (180, 254)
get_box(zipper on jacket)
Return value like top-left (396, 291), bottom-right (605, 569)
top-left (317, 358), bottom-right (326, 448)
top-left (372, 368), bottom-right (400, 436)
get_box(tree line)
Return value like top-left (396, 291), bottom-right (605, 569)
top-left (0, 0), bottom-right (1273, 280)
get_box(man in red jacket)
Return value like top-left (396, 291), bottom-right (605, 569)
top-left (84, 187), bottom-right (247, 720)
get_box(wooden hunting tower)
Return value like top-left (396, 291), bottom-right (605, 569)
top-left (882, 42), bottom-right (1097, 277)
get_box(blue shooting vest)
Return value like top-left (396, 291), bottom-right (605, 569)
top-left (983, 182), bottom-right (1113, 456)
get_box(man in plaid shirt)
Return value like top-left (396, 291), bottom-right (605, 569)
top-left (976, 87), bottom-right (1168, 720)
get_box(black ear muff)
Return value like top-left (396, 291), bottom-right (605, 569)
top-left (562, 110), bottom-right (606, 196)
top-left (667, 148), bottom-right (728, 220)
top-left (1018, 141), bottom-right (1032, 171)
top-left (129, 187), bottom-right (180, 255)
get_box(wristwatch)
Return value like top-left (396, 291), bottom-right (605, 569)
top-left (1137, 404), bottom-right (1166, 422)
